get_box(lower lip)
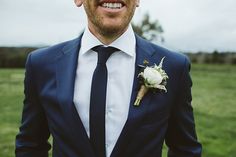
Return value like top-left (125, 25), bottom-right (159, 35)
top-left (98, 5), bottom-right (125, 13)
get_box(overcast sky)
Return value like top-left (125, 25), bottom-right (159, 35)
top-left (1, 0), bottom-right (236, 52)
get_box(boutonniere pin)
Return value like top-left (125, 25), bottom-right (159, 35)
top-left (134, 57), bottom-right (169, 106)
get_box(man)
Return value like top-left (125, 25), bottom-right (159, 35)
top-left (15, 0), bottom-right (202, 157)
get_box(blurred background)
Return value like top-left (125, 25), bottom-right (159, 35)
top-left (0, 0), bottom-right (236, 156)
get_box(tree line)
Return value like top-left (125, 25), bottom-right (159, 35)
top-left (0, 47), bottom-right (235, 68)
top-left (186, 51), bottom-right (236, 65)
top-left (0, 47), bottom-right (36, 68)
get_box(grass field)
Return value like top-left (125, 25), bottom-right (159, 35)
top-left (0, 64), bottom-right (236, 157)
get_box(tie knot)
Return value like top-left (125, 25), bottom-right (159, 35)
top-left (92, 46), bottom-right (118, 64)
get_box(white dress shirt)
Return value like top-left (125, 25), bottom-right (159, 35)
top-left (73, 25), bottom-right (136, 157)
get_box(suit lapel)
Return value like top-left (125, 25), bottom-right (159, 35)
top-left (56, 36), bottom-right (96, 157)
top-left (111, 36), bottom-right (162, 157)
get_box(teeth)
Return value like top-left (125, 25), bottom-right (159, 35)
top-left (102, 3), bottom-right (122, 9)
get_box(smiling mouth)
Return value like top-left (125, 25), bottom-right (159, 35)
top-left (100, 2), bottom-right (125, 9)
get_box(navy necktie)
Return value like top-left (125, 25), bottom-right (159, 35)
top-left (90, 46), bottom-right (118, 157)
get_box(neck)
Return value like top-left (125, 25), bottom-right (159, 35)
top-left (88, 26), bottom-right (129, 45)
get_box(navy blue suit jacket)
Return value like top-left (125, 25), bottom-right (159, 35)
top-left (15, 35), bottom-right (202, 157)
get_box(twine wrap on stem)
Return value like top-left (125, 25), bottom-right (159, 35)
top-left (134, 85), bottom-right (149, 106)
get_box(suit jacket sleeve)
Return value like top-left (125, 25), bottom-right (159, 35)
top-left (165, 57), bottom-right (202, 157)
top-left (15, 53), bottom-right (51, 157)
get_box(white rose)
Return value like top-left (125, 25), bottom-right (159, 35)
top-left (143, 67), bottom-right (163, 87)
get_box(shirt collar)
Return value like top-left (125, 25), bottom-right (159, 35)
top-left (80, 25), bottom-right (136, 57)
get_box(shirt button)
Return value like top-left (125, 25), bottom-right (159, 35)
top-left (106, 108), bottom-right (112, 115)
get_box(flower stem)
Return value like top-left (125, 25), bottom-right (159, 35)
top-left (134, 85), bottom-right (148, 106)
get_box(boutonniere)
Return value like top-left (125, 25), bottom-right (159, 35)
top-left (134, 57), bottom-right (169, 106)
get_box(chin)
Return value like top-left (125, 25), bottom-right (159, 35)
top-left (101, 24), bottom-right (127, 36)
top-left (102, 19), bottom-right (128, 31)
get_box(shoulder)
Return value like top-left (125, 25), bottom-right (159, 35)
top-left (136, 35), bottom-right (190, 71)
top-left (24, 37), bottom-right (81, 74)
top-left (28, 39), bottom-right (72, 64)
